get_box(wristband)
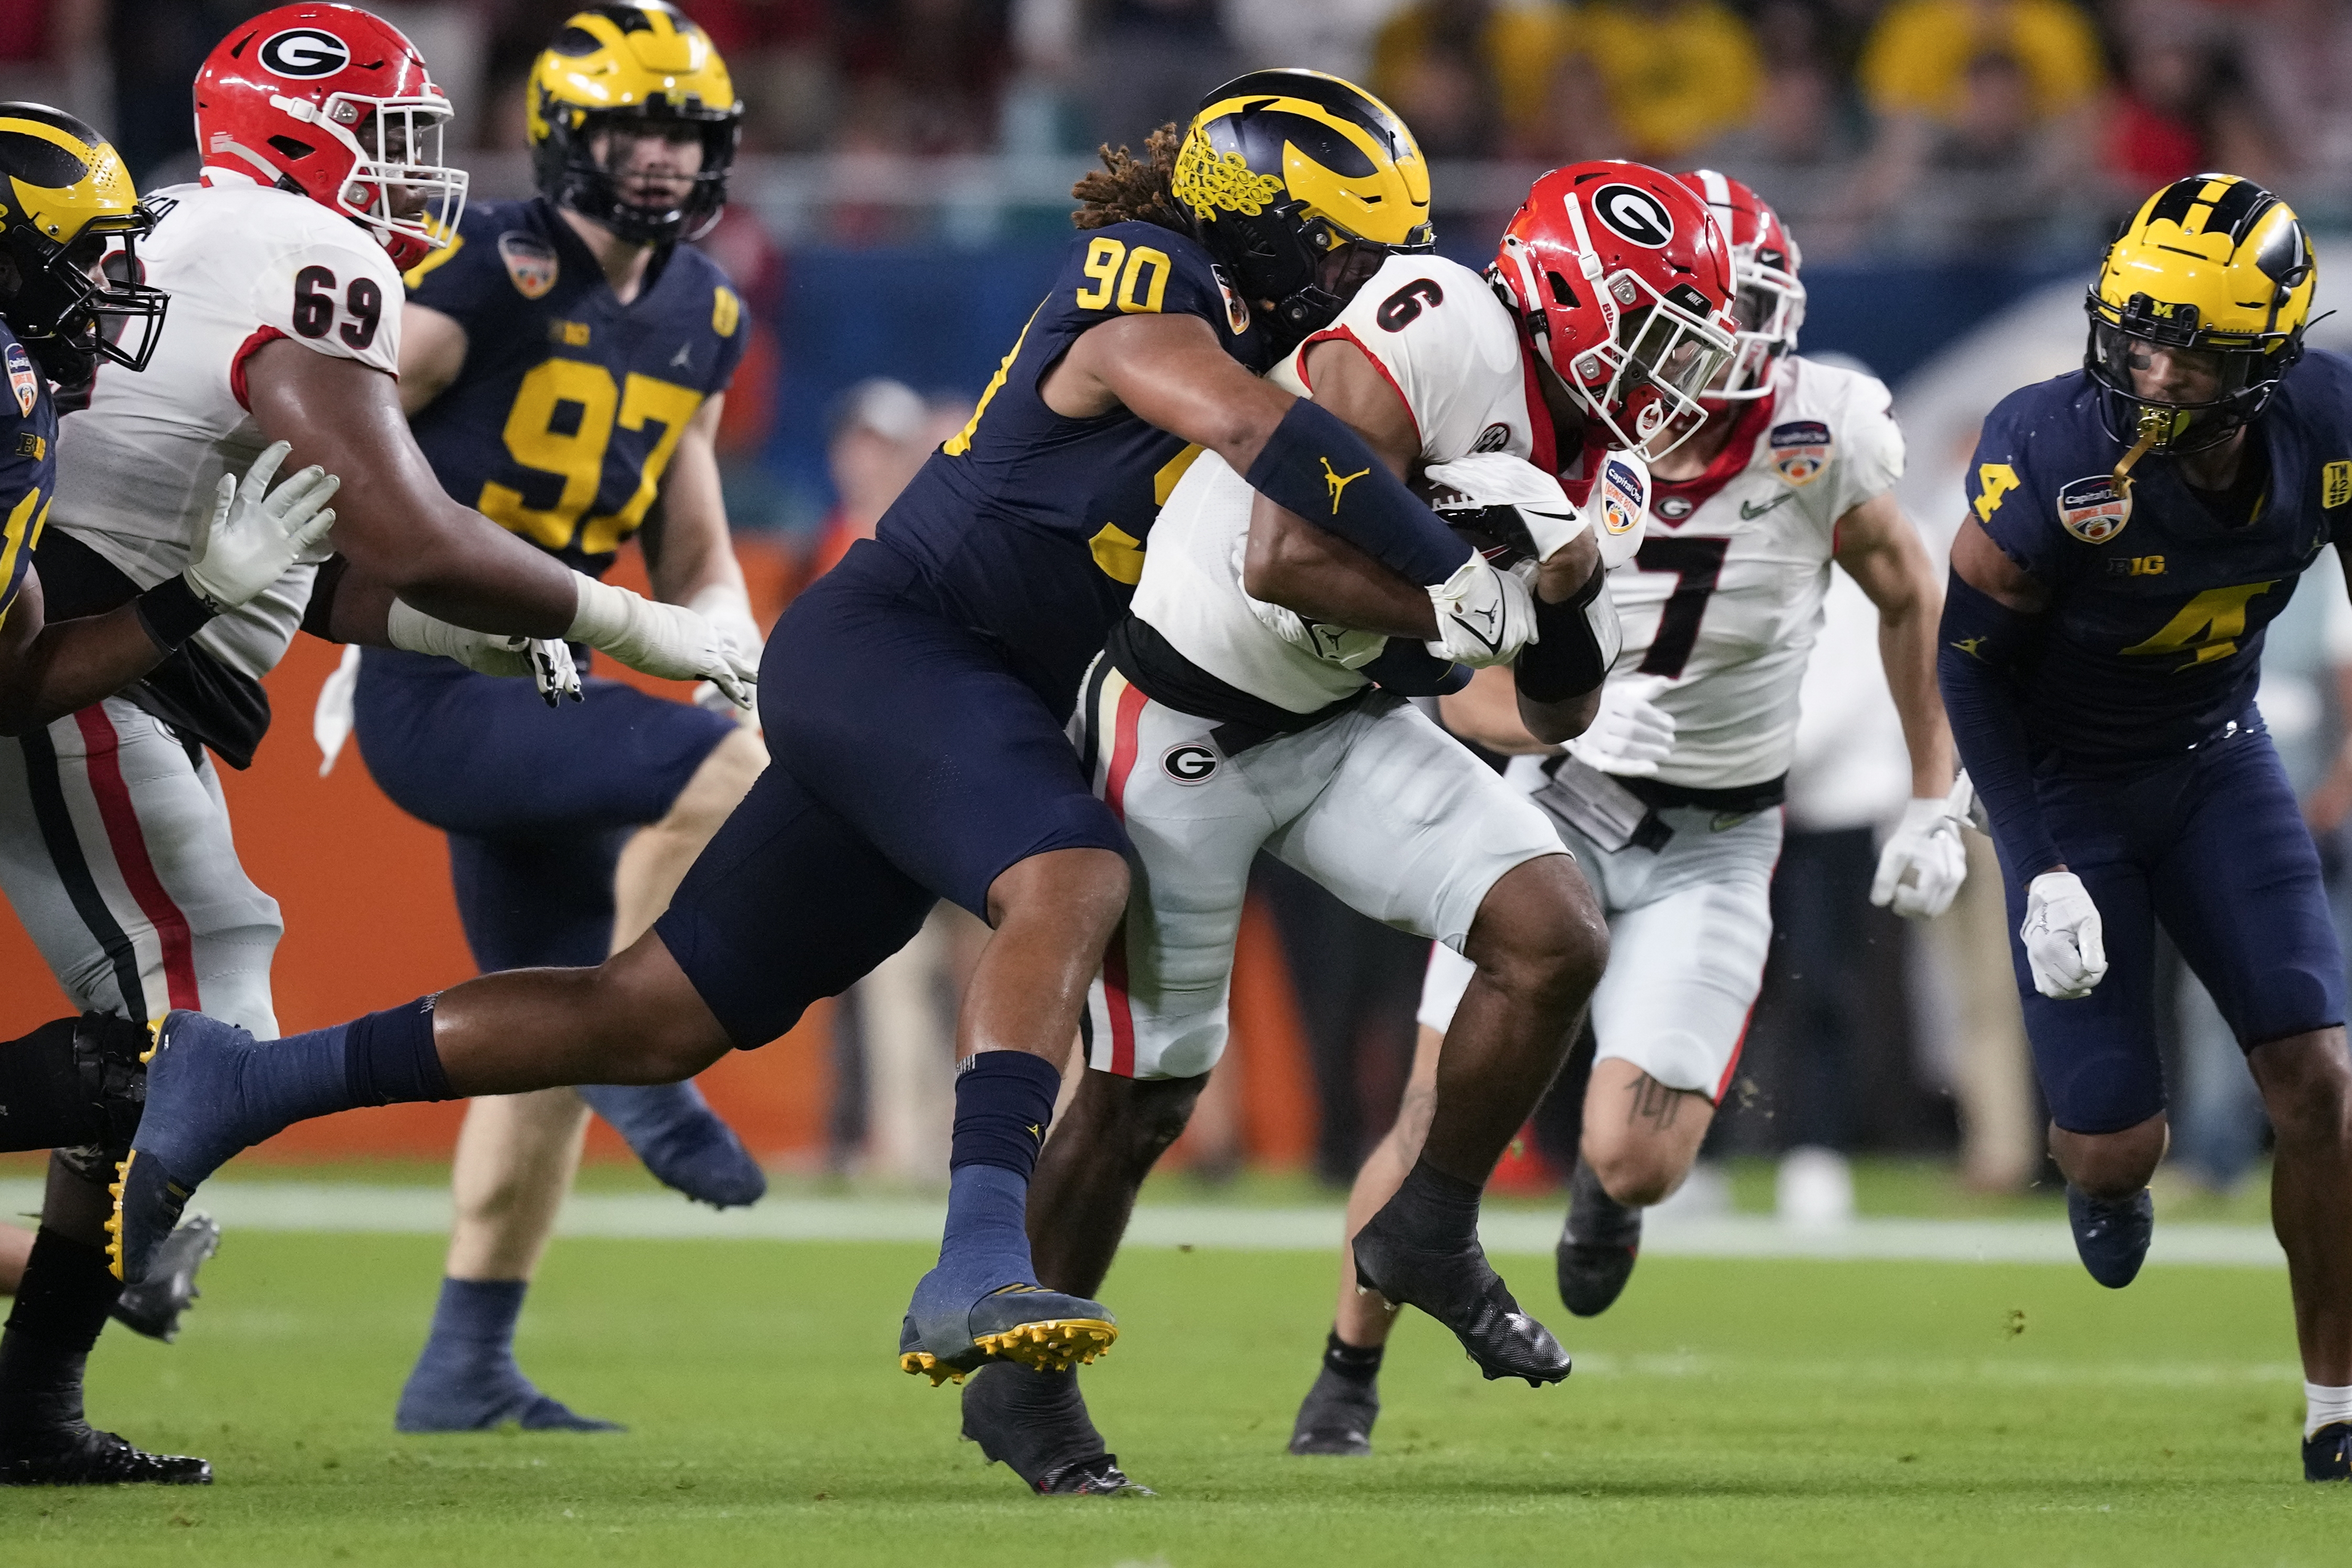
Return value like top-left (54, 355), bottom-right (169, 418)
top-left (135, 575), bottom-right (219, 651)
top-left (1243, 400), bottom-right (1471, 585)
top-left (1516, 567), bottom-right (1615, 702)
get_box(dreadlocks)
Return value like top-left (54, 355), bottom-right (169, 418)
top-left (1071, 124), bottom-right (1188, 234)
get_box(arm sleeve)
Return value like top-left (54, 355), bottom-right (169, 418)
top-left (1243, 399), bottom-right (1472, 585)
top-left (1940, 570), bottom-right (2063, 878)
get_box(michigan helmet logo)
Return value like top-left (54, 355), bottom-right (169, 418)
top-left (1592, 184), bottom-right (1674, 249)
top-left (1162, 743), bottom-right (1219, 786)
top-left (257, 27), bottom-right (353, 79)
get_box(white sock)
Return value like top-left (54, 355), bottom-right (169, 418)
top-left (2305, 1382), bottom-right (2352, 1438)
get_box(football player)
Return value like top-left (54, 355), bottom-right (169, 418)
top-left (1941, 175), bottom-right (2352, 1482)
top-left (0, 103), bottom-right (335, 1485)
top-left (113, 71), bottom-right (1513, 1440)
top-left (0, 4), bottom-right (755, 1485)
top-left (955, 160), bottom-right (1740, 1494)
top-left (1289, 173), bottom-right (1964, 1456)
top-left (357, 2), bottom-right (769, 1436)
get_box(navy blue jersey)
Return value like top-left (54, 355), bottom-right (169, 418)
top-left (1962, 355), bottom-right (2352, 763)
top-left (0, 322), bottom-right (57, 629)
top-left (402, 197), bottom-right (750, 577)
top-left (879, 220), bottom-right (1273, 706)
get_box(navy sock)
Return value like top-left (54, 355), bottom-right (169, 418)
top-left (948, 1050), bottom-right (1062, 1179)
top-left (343, 997), bottom-right (453, 1107)
top-left (935, 1052), bottom-right (1063, 1282)
top-left (419, 1277), bottom-right (526, 1363)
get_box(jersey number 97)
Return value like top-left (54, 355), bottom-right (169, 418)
top-left (478, 363), bottom-right (704, 558)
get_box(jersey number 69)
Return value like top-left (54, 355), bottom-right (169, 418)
top-left (291, 266), bottom-right (382, 352)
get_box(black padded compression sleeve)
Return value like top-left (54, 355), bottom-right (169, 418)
top-left (1939, 570), bottom-right (2063, 878)
top-left (1515, 568), bottom-right (1612, 703)
top-left (1243, 399), bottom-right (1471, 586)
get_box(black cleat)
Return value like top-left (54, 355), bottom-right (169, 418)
top-left (110, 1212), bottom-right (220, 1343)
top-left (2306, 1422), bottom-right (2352, 1482)
top-left (0, 1423), bottom-right (211, 1486)
top-left (1556, 1159), bottom-right (1641, 1318)
top-left (959, 1363), bottom-right (1152, 1496)
top-left (1352, 1208), bottom-right (1571, 1386)
top-left (1288, 1364), bottom-right (1378, 1456)
top-left (2066, 1185), bottom-right (2153, 1289)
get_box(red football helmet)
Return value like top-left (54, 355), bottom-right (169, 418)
top-left (1678, 169), bottom-right (1805, 401)
top-left (1490, 161), bottom-right (1737, 461)
top-left (193, 4), bottom-right (467, 269)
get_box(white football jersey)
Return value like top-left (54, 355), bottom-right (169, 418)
top-left (1611, 354), bottom-right (1904, 790)
top-left (50, 171), bottom-right (404, 681)
top-left (1136, 252), bottom-right (1647, 712)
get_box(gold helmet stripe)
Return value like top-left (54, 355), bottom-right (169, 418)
top-left (0, 108), bottom-right (139, 245)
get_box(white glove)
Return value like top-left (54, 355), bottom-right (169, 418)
top-left (1948, 769), bottom-right (1992, 835)
top-left (686, 583), bottom-right (764, 722)
top-left (387, 601), bottom-right (584, 704)
top-left (184, 441), bottom-right (341, 609)
top-left (1564, 675), bottom-right (1675, 777)
top-left (2020, 869), bottom-right (2107, 999)
top-left (569, 571), bottom-right (757, 707)
top-left (1424, 553), bottom-right (1538, 668)
top-left (1423, 452), bottom-right (1585, 562)
top-left (314, 643), bottom-right (362, 777)
top-left (1870, 795), bottom-right (1970, 919)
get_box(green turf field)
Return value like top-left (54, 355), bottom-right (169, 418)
top-left (2, 1222), bottom-right (2344, 1567)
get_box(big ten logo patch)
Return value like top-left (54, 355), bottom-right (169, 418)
top-left (1767, 420), bottom-right (1830, 486)
top-left (1162, 742), bottom-right (1219, 785)
top-left (2057, 473), bottom-right (2130, 544)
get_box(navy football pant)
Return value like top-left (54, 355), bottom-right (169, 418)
top-left (655, 539), bottom-right (1129, 1048)
top-left (355, 648), bottom-right (737, 973)
top-left (2002, 717), bottom-right (2346, 1135)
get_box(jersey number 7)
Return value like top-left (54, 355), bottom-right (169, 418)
top-left (1633, 536), bottom-right (1730, 679)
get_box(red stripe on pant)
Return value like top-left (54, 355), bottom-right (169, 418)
top-left (1097, 679), bottom-right (1149, 1077)
top-left (71, 705), bottom-right (202, 1011)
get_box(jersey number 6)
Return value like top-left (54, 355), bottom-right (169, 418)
top-left (291, 266), bottom-right (382, 352)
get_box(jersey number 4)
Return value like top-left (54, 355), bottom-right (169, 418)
top-left (480, 363), bottom-right (704, 557)
top-left (1632, 536), bottom-right (1730, 679)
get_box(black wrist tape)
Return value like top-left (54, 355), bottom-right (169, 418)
top-left (1244, 400), bottom-right (1470, 585)
top-left (134, 575), bottom-right (217, 651)
top-left (1515, 567), bottom-right (1611, 702)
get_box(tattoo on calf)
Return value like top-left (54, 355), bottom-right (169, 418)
top-left (1625, 1073), bottom-right (1685, 1130)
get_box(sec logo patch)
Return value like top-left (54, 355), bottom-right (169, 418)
top-left (2056, 473), bottom-right (2130, 543)
top-left (1768, 420), bottom-right (1831, 486)
top-left (1162, 742), bottom-right (1218, 786)
top-left (499, 233), bottom-right (560, 300)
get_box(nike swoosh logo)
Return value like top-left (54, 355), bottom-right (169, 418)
top-left (1450, 614), bottom-right (1503, 655)
top-left (1741, 493), bottom-right (1795, 520)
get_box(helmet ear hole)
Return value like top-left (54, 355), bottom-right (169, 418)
top-left (267, 136), bottom-right (314, 161)
top-left (1545, 270), bottom-right (1576, 308)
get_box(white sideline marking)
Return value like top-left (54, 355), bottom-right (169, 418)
top-left (0, 1180), bottom-right (2283, 1267)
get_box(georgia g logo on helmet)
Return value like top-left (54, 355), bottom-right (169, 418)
top-left (257, 27), bottom-right (353, 79)
top-left (1592, 184), bottom-right (1674, 249)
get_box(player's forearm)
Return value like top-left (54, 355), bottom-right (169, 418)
top-left (1939, 572), bottom-right (2062, 877)
top-left (1243, 495), bottom-right (1435, 637)
top-left (1879, 596), bottom-right (1956, 797)
top-left (1516, 684), bottom-right (1601, 747)
top-left (0, 604), bottom-right (168, 736)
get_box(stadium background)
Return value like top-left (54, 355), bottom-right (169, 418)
top-left (4, 0), bottom-right (2347, 1207)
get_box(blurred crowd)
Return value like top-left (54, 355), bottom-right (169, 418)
top-left (13, 1), bottom-right (2352, 254)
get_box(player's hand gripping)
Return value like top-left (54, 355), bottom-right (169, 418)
top-left (384, 601), bottom-right (583, 705)
top-left (2021, 870), bottom-right (2107, 999)
top-left (183, 441), bottom-right (341, 610)
top-left (1565, 676), bottom-right (1676, 777)
top-left (1870, 786), bottom-right (1972, 920)
top-left (687, 585), bottom-right (764, 724)
top-left (1424, 553), bottom-right (1538, 668)
top-left (569, 573), bottom-right (758, 709)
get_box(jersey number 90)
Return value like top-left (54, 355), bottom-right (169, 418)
top-left (478, 363), bottom-right (704, 558)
